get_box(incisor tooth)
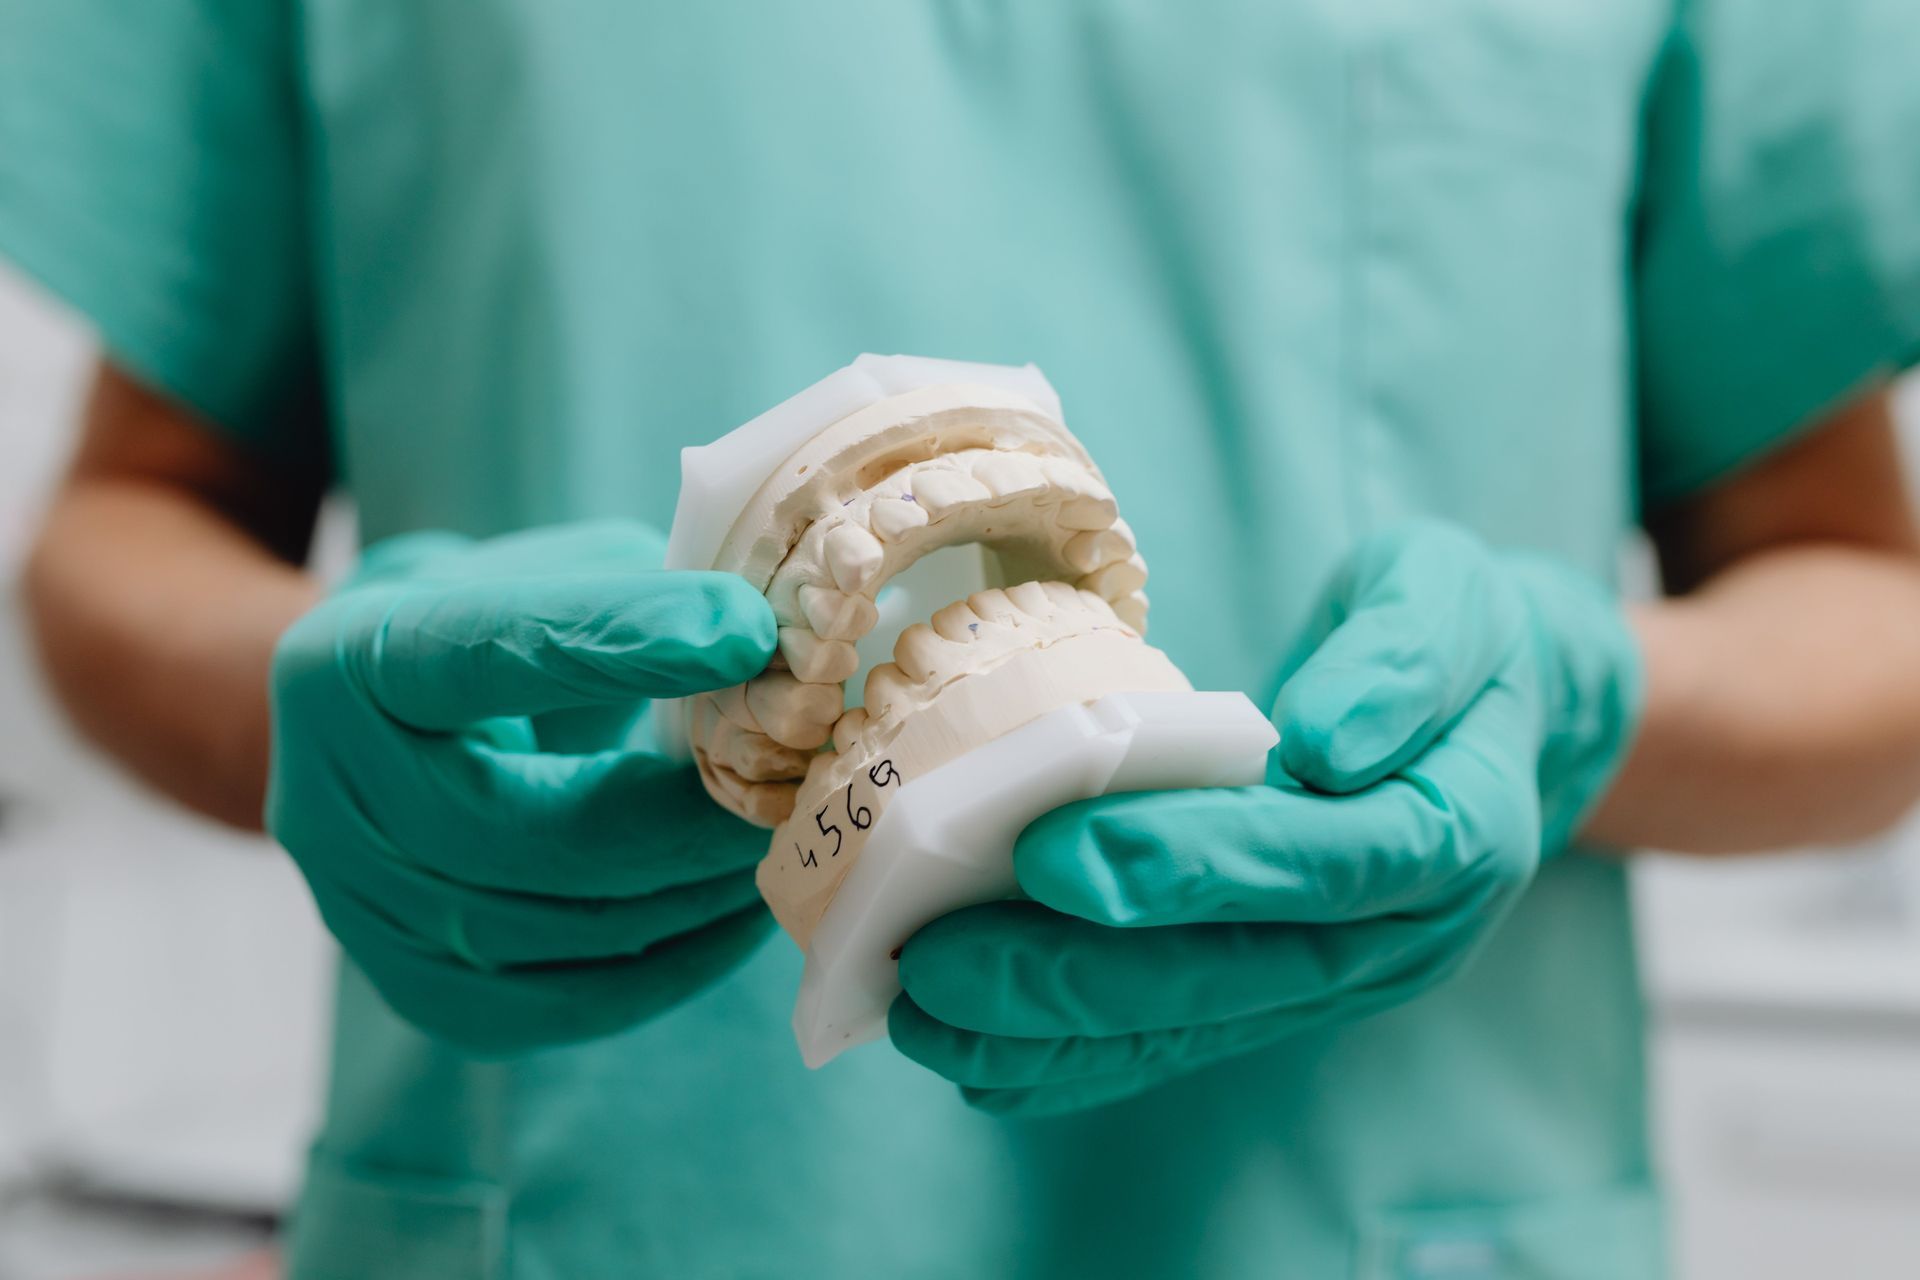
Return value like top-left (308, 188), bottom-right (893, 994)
top-left (930, 599), bottom-right (986, 643)
top-left (909, 468), bottom-right (992, 519)
top-left (870, 497), bottom-right (929, 542)
top-left (745, 672), bottom-right (841, 750)
top-left (1081, 555), bottom-right (1149, 600)
top-left (1113, 590), bottom-right (1149, 633)
top-left (969, 452), bottom-right (1046, 503)
top-left (831, 708), bottom-right (868, 753)
top-left (778, 627), bottom-right (861, 684)
top-left (862, 663), bottom-right (917, 718)
top-left (797, 585), bottom-right (878, 642)
top-left (893, 624), bottom-right (948, 683)
top-left (824, 523), bottom-right (885, 593)
top-left (1064, 526), bottom-right (1134, 574)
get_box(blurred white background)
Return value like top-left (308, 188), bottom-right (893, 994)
top-left (0, 263), bottom-right (1916, 1277)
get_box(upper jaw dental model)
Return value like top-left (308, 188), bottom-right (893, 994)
top-left (663, 355), bottom-right (1277, 1066)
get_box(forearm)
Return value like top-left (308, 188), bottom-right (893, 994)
top-left (1585, 541), bottom-right (1920, 851)
top-left (25, 478), bottom-right (317, 828)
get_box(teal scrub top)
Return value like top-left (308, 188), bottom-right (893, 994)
top-left (4, 2), bottom-right (1918, 1276)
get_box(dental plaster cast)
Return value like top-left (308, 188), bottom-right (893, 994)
top-left (664, 356), bottom-right (1276, 1064)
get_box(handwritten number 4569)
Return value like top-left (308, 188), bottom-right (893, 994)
top-left (794, 760), bottom-right (900, 870)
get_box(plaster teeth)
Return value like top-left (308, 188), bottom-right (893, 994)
top-left (862, 663), bottom-right (917, 718)
top-left (1041, 458), bottom-right (1119, 530)
top-left (824, 523), bottom-right (885, 593)
top-left (746, 672), bottom-right (841, 750)
top-left (1113, 590), bottom-right (1149, 633)
top-left (893, 624), bottom-right (947, 682)
top-left (797, 585), bottom-right (877, 642)
top-left (1005, 581), bottom-right (1057, 617)
top-left (930, 599), bottom-right (987, 643)
top-left (764, 573), bottom-right (808, 628)
top-left (740, 783), bottom-right (799, 826)
top-left (779, 627), bottom-right (861, 684)
top-left (1081, 555), bottom-right (1149, 600)
top-left (690, 695), bottom-right (722, 747)
top-left (966, 588), bottom-right (1024, 627)
top-left (711, 684), bottom-right (763, 733)
top-left (696, 754), bottom-right (797, 827)
top-left (1063, 524), bottom-right (1134, 574)
top-left (1040, 580), bottom-right (1084, 611)
top-left (714, 720), bottom-right (813, 782)
top-left (831, 708), bottom-right (868, 754)
top-left (968, 452), bottom-right (1047, 503)
top-left (1076, 587), bottom-right (1117, 616)
top-left (870, 497), bottom-right (929, 542)
top-left (909, 468), bottom-right (993, 519)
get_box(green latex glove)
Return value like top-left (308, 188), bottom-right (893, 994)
top-left (890, 521), bottom-right (1643, 1115)
top-left (267, 521), bottom-right (777, 1056)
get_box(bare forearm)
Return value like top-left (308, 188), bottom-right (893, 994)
top-left (1586, 542), bottom-right (1920, 851)
top-left (25, 479), bottom-right (316, 828)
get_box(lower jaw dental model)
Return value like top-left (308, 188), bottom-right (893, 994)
top-left (663, 355), bottom-right (1276, 1066)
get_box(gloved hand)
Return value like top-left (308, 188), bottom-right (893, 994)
top-left (268, 520), bottom-right (777, 1056)
top-left (889, 521), bottom-right (1642, 1114)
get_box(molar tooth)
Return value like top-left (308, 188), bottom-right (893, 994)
top-left (697, 753), bottom-right (794, 826)
top-left (831, 708), bottom-right (868, 754)
top-left (893, 623), bottom-right (948, 682)
top-left (1060, 494), bottom-right (1119, 532)
top-left (1081, 555), bottom-right (1149, 600)
top-left (798, 585), bottom-right (878, 641)
top-left (930, 600), bottom-right (987, 643)
top-left (715, 721), bottom-right (812, 781)
top-left (745, 672), bottom-right (841, 750)
top-left (870, 497), bottom-right (929, 542)
top-left (824, 523), bottom-right (885, 593)
top-left (1077, 587), bottom-right (1120, 618)
top-left (969, 452), bottom-right (1047, 503)
top-left (1063, 526), bottom-right (1135, 574)
top-left (778, 627), bottom-right (860, 684)
top-left (966, 588), bottom-right (1023, 626)
top-left (1113, 590), bottom-right (1150, 633)
top-left (1006, 581), bottom-right (1057, 617)
top-left (909, 468), bottom-right (993, 519)
top-left (1040, 580), bottom-right (1084, 611)
top-left (1041, 458), bottom-right (1119, 530)
top-left (862, 663), bottom-right (917, 718)
top-left (741, 782), bottom-right (798, 827)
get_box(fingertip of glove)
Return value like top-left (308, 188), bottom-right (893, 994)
top-left (1012, 817), bottom-right (1118, 924)
top-left (885, 990), bottom-right (942, 1060)
top-left (640, 572), bottom-right (778, 686)
top-left (1274, 675), bottom-right (1406, 794)
top-left (893, 910), bottom-right (982, 1016)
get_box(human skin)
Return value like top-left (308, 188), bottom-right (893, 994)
top-left (23, 362), bottom-right (1920, 854)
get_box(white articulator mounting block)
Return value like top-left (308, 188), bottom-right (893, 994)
top-left (663, 355), bottom-right (1277, 1066)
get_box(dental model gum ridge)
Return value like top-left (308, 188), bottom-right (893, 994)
top-left (686, 383), bottom-right (1178, 946)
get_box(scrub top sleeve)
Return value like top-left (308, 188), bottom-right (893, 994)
top-left (0, 0), bottom-right (322, 464)
top-left (1633, 0), bottom-right (1920, 510)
